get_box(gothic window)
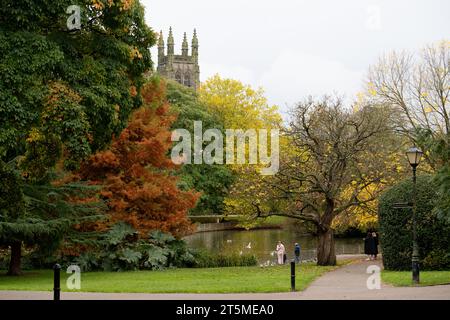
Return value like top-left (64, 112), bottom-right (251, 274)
top-left (184, 73), bottom-right (191, 87)
top-left (175, 70), bottom-right (182, 84)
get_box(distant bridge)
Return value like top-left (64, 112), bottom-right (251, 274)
top-left (188, 215), bottom-right (240, 224)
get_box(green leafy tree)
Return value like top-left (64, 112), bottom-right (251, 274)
top-left (0, 0), bottom-right (155, 274)
top-left (1, 0), bottom-right (155, 169)
top-left (166, 79), bottom-right (235, 215)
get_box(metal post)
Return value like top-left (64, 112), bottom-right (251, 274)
top-left (53, 263), bottom-right (61, 300)
top-left (411, 166), bottom-right (420, 284)
top-left (290, 260), bottom-right (295, 291)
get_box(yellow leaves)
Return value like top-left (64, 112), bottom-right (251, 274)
top-left (98, 0), bottom-right (134, 11)
top-left (353, 92), bottom-right (365, 112)
top-left (47, 81), bottom-right (82, 105)
top-left (113, 104), bottom-right (120, 113)
top-left (420, 92), bottom-right (435, 113)
top-left (199, 74), bottom-right (282, 130)
top-left (333, 183), bottom-right (380, 231)
top-left (367, 82), bottom-right (377, 96)
top-left (129, 47), bottom-right (143, 60)
top-left (120, 0), bottom-right (134, 11)
top-left (26, 128), bottom-right (43, 143)
top-left (199, 75), bottom-right (285, 217)
top-left (91, 0), bottom-right (104, 10)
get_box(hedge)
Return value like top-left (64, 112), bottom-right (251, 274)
top-left (378, 175), bottom-right (450, 270)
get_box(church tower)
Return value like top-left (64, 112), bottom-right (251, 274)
top-left (157, 27), bottom-right (200, 90)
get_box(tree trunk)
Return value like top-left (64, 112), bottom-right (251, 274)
top-left (7, 241), bottom-right (22, 276)
top-left (317, 228), bottom-right (336, 266)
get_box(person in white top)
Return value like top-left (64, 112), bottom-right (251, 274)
top-left (276, 241), bottom-right (285, 264)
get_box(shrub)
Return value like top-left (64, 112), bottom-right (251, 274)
top-left (65, 223), bottom-right (196, 272)
top-left (63, 224), bottom-right (257, 271)
top-left (378, 175), bottom-right (450, 270)
top-left (422, 249), bottom-right (450, 270)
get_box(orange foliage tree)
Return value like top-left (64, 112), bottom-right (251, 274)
top-left (79, 79), bottom-right (199, 238)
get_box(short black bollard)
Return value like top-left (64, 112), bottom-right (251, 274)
top-left (290, 260), bottom-right (296, 291)
top-left (53, 263), bottom-right (61, 301)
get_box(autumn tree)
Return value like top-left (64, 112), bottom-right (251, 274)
top-left (330, 94), bottom-right (408, 234)
top-left (241, 96), bottom-right (400, 265)
top-left (367, 41), bottom-right (450, 220)
top-left (199, 75), bottom-right (282, 217)
top-left (199, 74), bottom-right (281, 130)
top-left (0, 0), bottom-right (155, 274)
top-left (1, 0), bottom-right (155, 169)
top-left (79, 79), bottom-right (199, 238)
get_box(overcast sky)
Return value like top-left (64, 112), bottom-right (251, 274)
top-left (142, 0), bottom-right (449, 117)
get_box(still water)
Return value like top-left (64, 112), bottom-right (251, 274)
top-left (184, 227), bottom-right (364, 264)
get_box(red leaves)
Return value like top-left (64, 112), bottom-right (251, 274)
top-left (80, 79), bottom-right (199, 238)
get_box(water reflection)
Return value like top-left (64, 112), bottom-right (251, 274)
top-left (184, 227), bottom-right (363, 263)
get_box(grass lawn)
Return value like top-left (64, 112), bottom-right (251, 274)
top-left (382, 270), bottom-right (450, 287)
top-left (0, 262), bottom-right (342, 293)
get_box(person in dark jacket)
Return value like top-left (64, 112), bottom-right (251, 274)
top-left (294, 243), bottom-right (301, 263)
top-left (364, 232), bottom-right (373, 261)
top-left (371, 232), bottom-right (379, 260)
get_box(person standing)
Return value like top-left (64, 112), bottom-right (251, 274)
top-left (372, 232), bottom-right (379, 260)
top-left (294, 243), bottom-right (301, 264)
top-left (364, 232), bottom-right (373, 261)
top-left (276, 241), bottom-right (285, 265)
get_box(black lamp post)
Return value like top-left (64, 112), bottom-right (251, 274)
top-left (405, 146), bottom-right (423, 285)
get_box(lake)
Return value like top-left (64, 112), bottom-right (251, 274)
top-left (184, 226), bottom-right (364, 264)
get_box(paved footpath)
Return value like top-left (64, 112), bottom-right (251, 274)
top-left (299, 259), bottom-right (450, 300)
top-left (1, 259), bottom-right (449, 300)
